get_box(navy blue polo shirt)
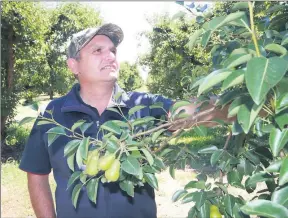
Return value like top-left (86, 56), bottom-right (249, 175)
top-left (19, 83), bottom-right (173, 218)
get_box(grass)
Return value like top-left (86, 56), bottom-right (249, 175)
top-left (1, 160), bottom-right (56, 217)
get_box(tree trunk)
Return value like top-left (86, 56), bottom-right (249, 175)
top-left (1, 25), bottom-right (15, 137)
top-left (49, 89), bottom-right (54, 100)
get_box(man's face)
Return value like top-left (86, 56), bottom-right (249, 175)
top-left (69, 35), bottom-right (120, 83)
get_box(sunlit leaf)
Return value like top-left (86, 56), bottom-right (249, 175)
top-left (72, 184), bottom-right (82, 208)
top-left (241, 200), bottom-right (288, 218)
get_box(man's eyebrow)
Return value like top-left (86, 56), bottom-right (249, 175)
top-left (89, 45), bottom-right (117, 50)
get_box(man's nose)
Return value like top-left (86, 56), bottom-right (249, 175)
top-left (104, 50), bottom-right (116, 61)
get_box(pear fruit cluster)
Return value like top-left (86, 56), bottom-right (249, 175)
top-left (85, 151), bottom-right (120, 182)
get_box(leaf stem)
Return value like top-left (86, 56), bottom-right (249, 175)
top-left (248, 1), bottom-right (261, 57)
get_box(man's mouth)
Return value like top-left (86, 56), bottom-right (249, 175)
top-left (101, 65), bottom-right (116, 70)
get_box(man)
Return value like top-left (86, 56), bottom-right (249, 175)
top-left (19, 23), bottom-right (231, 218)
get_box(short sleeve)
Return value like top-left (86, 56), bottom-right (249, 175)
top-left (148, 94), bottom-right (174, 118)
top-left (19, 118), bottom-right (52, 174)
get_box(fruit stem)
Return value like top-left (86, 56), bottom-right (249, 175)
top-left (248, 1), bottom-right (261, 57)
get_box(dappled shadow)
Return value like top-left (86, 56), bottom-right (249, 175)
top-left (1, 143), bottom-right (22, 163)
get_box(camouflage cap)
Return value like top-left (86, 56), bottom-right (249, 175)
top-left (67, 23), bottom-right (124, 59)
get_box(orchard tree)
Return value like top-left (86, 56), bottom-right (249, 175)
top-left (1, 1), bottom-right (49, 136)
top-left (140, 14), bottom-right (210, 99)
top-left (43, 3), bottom-right (102, 99)
top-left (118, 62), bottom-right (144, 92)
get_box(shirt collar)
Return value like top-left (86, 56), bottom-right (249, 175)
top-left (61, 83), bottom-right (132, 116)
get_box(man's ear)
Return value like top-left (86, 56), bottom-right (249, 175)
top-left (67, 58), bottom-right (79, 77)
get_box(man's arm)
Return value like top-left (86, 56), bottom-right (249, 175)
top-left (170, 97), bottom-right (236, 130)
top-left (28, 173), bottom-right (56, 218)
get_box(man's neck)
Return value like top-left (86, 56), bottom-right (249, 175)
top-left (79, 81), bottom-right (115, 115)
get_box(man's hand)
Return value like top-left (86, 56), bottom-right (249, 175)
top-left (28, 173), bottom-right (56, 218)
top-left (168, 97), bottom-right (236, 131)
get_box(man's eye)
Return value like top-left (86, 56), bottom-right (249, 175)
top-left (112, 49), bottom-right (117, 54)
top-left (93, 49), bottom-right (101, 53)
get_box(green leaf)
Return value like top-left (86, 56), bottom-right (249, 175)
top-left (245, 172), bottom-right (273, 193)
top-left (241, 200), bottom-right (288, 218)
top-left (281, 35), bottom-right (288, 46)
top-left (80, 173), bottom-right (87, 184)
top-left (279, 157), bottom-right (288, 186)
top-left (265, 43), bottom-right (287, 56)
top-left (216, 89), bottom-right (242, 107)
top-left (227, 171), bottom-right (243, 188)
top-left (72, 184), bottom-right (82, 208)
top-left (211, 150), bottom-right (225, 166)
top-left (199, 202), bottom-right (210, 218)
top-left (245, 57), bottom-right (288, 105)
top-left (276, 93), bottom-right (288, 114)
top-left (275, 111), bottom-right (288, 130)
top-left (237, 100), bottom-right (264, 134)
top-left (143, 173), bottom-right (158, 190)
top-left (18, 117), bottom-right (36, 126)
top-left (266, 160), bottom-right (283, 173)
top-left (231, 2), bottom-right (248, 11)
top-left (149, 102), bottom-right (164, 109)
top-left (190, 77), bottom-right (205, 90)
top-left (153, 157), bottom-right (166, 170)
top-left (201, 30), bottom-right (212, 48)
top-left (224, 195), bottom-right (235, 217)
top-left (79, 137), bottom-right (90, 160)
top-left (243, 151), bottom-right (260, 165)
top-left (37, 120), bottom-right (54, 125)
top-left (172, 189), bottom-right (188, 202)
top-left (100, 121), bottom-right (121, 135)
top-left (114, 91), bottom-right (123, 101)
top-left (87, 178), bottom-right (99, 204)
top-left (198, 145), bottom-right (218, 154)
top-left (222, 69), bottom-right (245, 91)
top-left (169, 165), bottom-right (175, 179)
top-left (223, 54), bottom-right (252, 69)
top-left (131, 117), bottom-right (155, 127)
top-left (76, 146), bottom-right (83, 169)
top-left (141, 148), bottom-right (154, 166)
top-left (119, 180), bottom-right (134, 197)
top-left (228, 95), bottom-right (250, 118)
top-left (233, 203), bottom-right (246, 218)
top-left (106, 138), bottom-right (119, 153)
top-left (121, 156), bottom-right (140, 176)
top-left (47, 126), bottom-right (66, 135)
top-left (170, 100), bottom-right (191, 115)
top-left (64, 140), bottom-right (81, 157)
top-left (184, 181), bottom-right (206, 190)
top-left (152, 129), bottom-right (166, 142)
top-left (47, 134), bottom-right (60, 147)
top-left (182, 191), bottom-right (206, 209)
top-left (71, 120), bottom-right (86, 132)
top-left (187, 29), bottom-right (204, 50)
top-left (198, 69), bottom-right (232, 96)
top-left (269, 128), bottom-right (288, 157)
top-left (67, 153), bottom-right (75, 171)
top-left (128, 105), bottom-right (146, 116)
top-left (205, 12), bottom-right (247, 31)
top-left (112, 120), bottom-right (129, 128)
top-left (237, 159), bottom-right (254, 176)
top-left (79, 122), bottom-right (93, 134)
top-left (187, 206), bottom-right (198, 218)
top-left (29, 102), bottom-right (39, 111)
top-left (67, 171), bottom-right (81, 190)
top-left (106, 107), bottom-right (121, 115)
top-left (193, 125), bottom-right (207, 136)
top-left (272, 185), bottom-right (288, 207)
